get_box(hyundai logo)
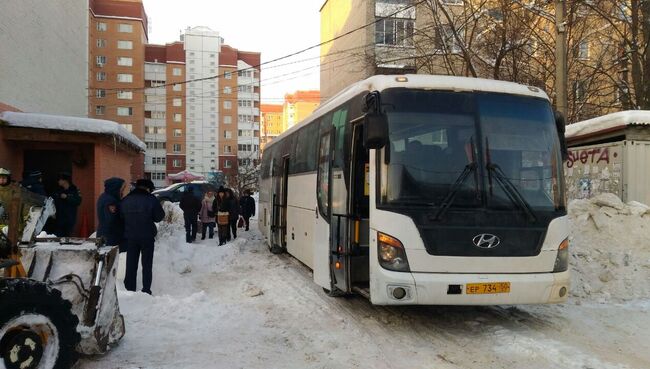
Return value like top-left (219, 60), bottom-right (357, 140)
top-left (472, 234), bottom-right (501, 249)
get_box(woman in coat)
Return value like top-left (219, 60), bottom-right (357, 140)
top-left (226, 189), bottom-right (239, 241)
top-left (213, 187), bottom-right (232, 246)
top-left (199, 190), bottom-right (216, 240)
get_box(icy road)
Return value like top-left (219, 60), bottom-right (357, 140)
top-left (78, 197), bottom-right (650, 369)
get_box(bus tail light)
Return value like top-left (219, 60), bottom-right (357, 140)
top-left (378, 232), bottom-right (410, 272)
top-left (553, 238), bottom-right (569, 272)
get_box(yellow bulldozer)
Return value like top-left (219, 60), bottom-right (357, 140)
top-left (0, 179), bottom-right (124, 369)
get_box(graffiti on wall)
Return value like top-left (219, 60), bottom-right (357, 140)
top-left (564, 143), bottom-right (623, 200)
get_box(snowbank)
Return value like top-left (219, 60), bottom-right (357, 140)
top-left (568, 193), bottom-right (650, 302)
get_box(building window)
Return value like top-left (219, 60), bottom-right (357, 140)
top-left (117, 73), bottom-right (133, 83)
top-left (97, 22), bottom-right (107, 31)
top-left (574, 81), bottom-right (587, 102)
top-left (173, 67), bottom-right (182, 76)
top-left (224, 101), bottom-right (232, 109)
top-left (117, 107), bottom-right (134, 116)
top-left (173, 98), bottom-right (182, 107)
top-left (173, 129), bottom-right (182, 137)
top-left (117, 91), bottom-right (133, 100)
top-left (238, 100), bottom-right (252, 107)
top-left (117, 57), bottom-right (133, 66)
top-left (576, 41), bottom-right (590, 60)
top-left (151, 157), bottom-right (166, 165)
top-left (434, 24), bottom-right (461, 53)
top-left (173, 159), bottom-right (182, 168)
top-left (442, 0), bottom-right (463, 4)
top-left (117, 40), bottom-right (133, 50)
top-left (224, 145), bottom-right (232, 154)
top-left (224, 72), bottom-right (232, 79)
top-left (122, 124), bottom-right (133, 132)
top-left (152, 111), bottom-right (166, 119)
top-left (96, 56), bottom-right (107, 66)
top-left (173, 144), bottom-right (182, 153)
top-left (224, 116), bottom-right (232, 124)
top-left (95, 106), bottom-right (105, 115)
top-left (173, 84), bottom-right (182, 91)
top-left (96, 72), bottom-right (106, 81)
top-left (375, 17), bottom-right (414, 47)
top-left (97, 39), bottom-right (106, 48)
top-left (174, 113), bottom-right (182, 122)
top-left (118, 23), bottom-right (133, 33)
top-left (224, 160), bottom-right (232, 168)
top-left (224, 131), bottom-right (232, 139)
top-left (96, 89), bottom-right (106, 98)
top-left (224, 86), bottom-right (232, 94)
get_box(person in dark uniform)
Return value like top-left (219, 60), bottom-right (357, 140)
top-left (226, 189), bottom-right (239, 240)
top-left (21, 170), bottom-right (47, 196)
top-left (52, 172), bottom-right (82, 237)
top-left (239, 189), bottom-right (256, 231)
top-left (120, 179), bottom-right (165, 294)
top-left (179, 187), bottom-right (202, 243)
top-left (96, 177), bottom-right (126, 251)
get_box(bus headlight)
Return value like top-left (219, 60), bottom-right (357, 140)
top-left (553, 238), bottom-right (569, 272)
top-left (378, 232), bottom-right (410, 272)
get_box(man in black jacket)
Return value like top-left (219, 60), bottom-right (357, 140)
top-left (120, 179), bottom-right (165, 294)
top-left (21, 170), bottom-right (47, 196)
top-left (179, 187), bottom-right (202, 243)
top-left (96, 177), bottom-right (126, 251)
top-left (239, 189), bottom-right (255, 231)
top-left (52, 172), bottom-right (82, 237)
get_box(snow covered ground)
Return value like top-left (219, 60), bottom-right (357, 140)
top-left (78, 196), bottom-right (650, 369)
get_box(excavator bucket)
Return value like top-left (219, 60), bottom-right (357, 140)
top-left (1, 183), bottom-right (125, 356)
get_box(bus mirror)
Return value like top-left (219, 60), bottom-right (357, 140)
top-left (364, 113), bottom-right (388, 150)
top-left (554, 111), bottom-right (568, 161)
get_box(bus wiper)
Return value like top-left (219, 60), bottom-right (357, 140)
top-left (486, 163), bottom-right (537, 222)
top-left (432, 162), bottom-right (478, 221)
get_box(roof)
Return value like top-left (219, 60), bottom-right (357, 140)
top-left (566, 110), bottom-right (650, 141)
top-left (261, 104), bottom-right (283, 113)
top-left (90, 0), bottom-right (149, 39)
top-left (285, 90), bottom-right (321, 104)
top-left (0, 102), bottom-right (21, 113)
top-left (145, 42), bottom-right (185, 63)
top-left (265, 74), bottom-right (550, 150)
top-left (0, 111), bottom-right (145, 151)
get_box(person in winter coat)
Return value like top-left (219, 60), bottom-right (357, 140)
top-left (213, 187), bottom-right (231, 246)
top-left (199, 190), bottom-right (216, 240)
top-left (226, 189), bottom-right (239, 241)
top-left (96, 177), bottom-right (127, 251)
top-left (21, 170), bottom-right (47, 196)
top-left (120, 179), bottom-right (165, 294)
top-left (179, 187), bottom-right (202, 243)
top-left (52, 172), bottom-right (82, 237)
top-left (239, 189), bottom-right (255, 231)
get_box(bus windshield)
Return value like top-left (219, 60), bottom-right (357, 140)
top-left (380, 89), bottom-right (564, 212)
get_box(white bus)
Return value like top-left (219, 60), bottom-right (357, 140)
top-left (259, 75), bottom-right (569, 305)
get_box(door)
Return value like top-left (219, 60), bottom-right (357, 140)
top-left (270, 156), bottom-right (289, 250)
top-left (23, 150), bottom-right (72, 196)
top-left (328, 127), bottom-right (351, 293)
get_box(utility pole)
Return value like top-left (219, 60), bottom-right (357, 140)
top-left (554, 0), bottom-right (568, 118)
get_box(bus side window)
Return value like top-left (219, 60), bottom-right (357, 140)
top-left (317, 131), bottom-right (331, 220)
top-left (332, 108), bottom-right (348, 169)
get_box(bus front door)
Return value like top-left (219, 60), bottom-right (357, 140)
top-left (329, 129), bottom-right (351, 294)
top-left (270, 156), bottom-right (289, 253)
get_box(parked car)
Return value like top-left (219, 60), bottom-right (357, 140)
top-left (152, 181), bottom-right (219, 203)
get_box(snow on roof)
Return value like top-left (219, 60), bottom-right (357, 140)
top-left (566, 110), bottom-right (650, 140)
top-left (0, 111), bottom-right (145, 151)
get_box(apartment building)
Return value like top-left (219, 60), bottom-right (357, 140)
top-left (88, 0), bottom-right (148, 177)
top-left (260, 104), bottom-right (283, 151)
top-left (283, 90), bottom-right (321, 130)
top-left (234, 52), bottom-right (261, 172)
top-left (144, 43), bottom-right (186, 188)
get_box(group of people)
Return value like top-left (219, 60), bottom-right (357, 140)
top-left (180, 187), bottom-right (255, 246)
top-left (0, 168), bottom-right (82, 238)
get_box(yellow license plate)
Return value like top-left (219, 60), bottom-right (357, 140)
top-left (465, 282), bottom-right (511, 294)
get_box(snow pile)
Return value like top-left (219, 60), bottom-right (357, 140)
top-left (568, 193), bottom-right (650, 302)
top-left (157, 201), bottom-right (185, 239)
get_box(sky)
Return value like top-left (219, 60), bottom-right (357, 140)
top-left (143, 0), bottom-right (325, 104)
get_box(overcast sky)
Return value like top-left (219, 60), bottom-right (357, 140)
top-left (143, 0), bottom-right (324, 104)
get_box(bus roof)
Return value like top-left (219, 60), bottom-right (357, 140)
top-left (566, 110), bottom-right (650, 142)
top-left (265, 74), bottom-right (550, 150)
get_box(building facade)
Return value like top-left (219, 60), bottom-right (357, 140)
top-left (260, 104), bottom-right (283, 151)
top-left (0, 0), bottom-right (89, 116)
top-left (88, 0), bottom-right (148, 177)
top-left (282, 91), bottom-right (321, 130)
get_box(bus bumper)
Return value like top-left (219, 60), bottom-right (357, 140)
top-left (372, 270), bottom-right (570, 305)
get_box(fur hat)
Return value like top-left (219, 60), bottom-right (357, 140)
top-left (135, 179), bottom-right (155, 192)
